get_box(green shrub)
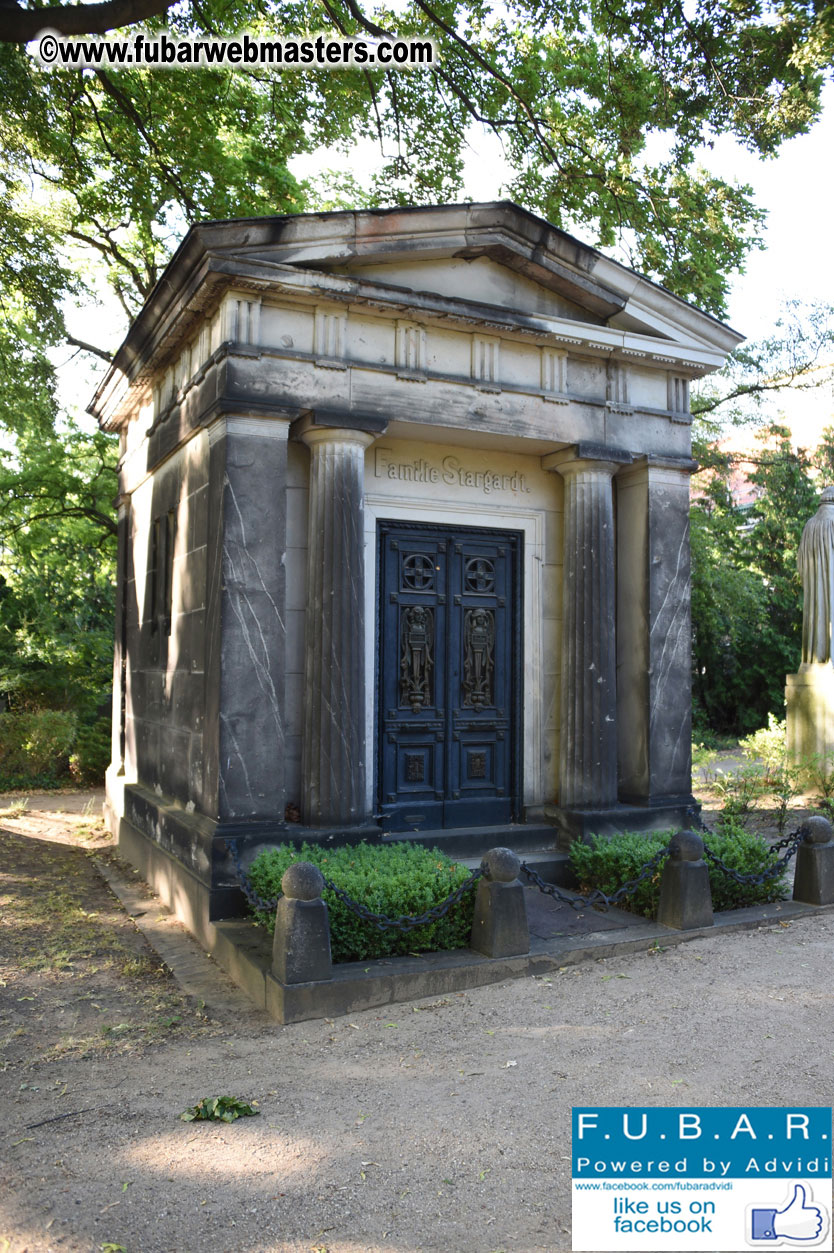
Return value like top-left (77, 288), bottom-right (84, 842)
top-left (246, 841), bottom-right (476, 963)
top-left (711, 762), bottom-right (767, 829)
top-left (802, 752), bottom-right (834, 809)
top-left (69, 716), bottom-right (111, 785)
top-left (0, 710), bottom-right (77, 786)
top-left (569, 824), bottom-right (787, 919)
top-left (692, 741), bottom-right (719, 776)
top-left (739, 714), bottom-right (787, 776)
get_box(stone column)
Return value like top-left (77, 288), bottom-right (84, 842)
top-left (299, 424), bottom-right (377, 827)
top-left (616, 457), bottom-right (697, 805)
top-left (543, 443), bottom-right (632, 808)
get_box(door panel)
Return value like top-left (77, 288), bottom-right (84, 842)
top-left (378, 523), bottom-right (520, 830)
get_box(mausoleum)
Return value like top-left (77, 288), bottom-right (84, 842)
top-left (90, 202), bottom-right (742, 941)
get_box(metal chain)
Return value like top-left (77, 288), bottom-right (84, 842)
top-left (521, 823), bottom-right (806, 909)
top-left (701, 827), bottom-right (804, 886)
top-left (769, 827), bottom-right (805, 855)
top-left (521, 844), bottom-right (671, 912)
top-left (231, 814), bottom-right (811, 934)
top-left (225, 838), bottom-right (282, 913)
top-left (321, 868), bottom-right (482, 932)
top-left (695, 812), bottom-right (800, 855)
top-left (226, 838), bottom-right (481, 931)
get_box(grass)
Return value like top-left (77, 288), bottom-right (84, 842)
top-left (0, 797), bottom-right (29, 819)
top-left (0, 828), bottom-right (217, 1063)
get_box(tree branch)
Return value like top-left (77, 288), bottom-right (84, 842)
top-left (65, 335), bottom-right (113, 363)
top-left (694, 367), bottom-right (834, 416)
top-left (1, 0), bottom-right (172, 43)
top-left (0, 502), bottom-right (117, 537)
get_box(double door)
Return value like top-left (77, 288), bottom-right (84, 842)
top-left (378, 522), bottom-right (520, 830)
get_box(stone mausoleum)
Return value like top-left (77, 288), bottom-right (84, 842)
top-left (90, 202), bottom-right (742, 942)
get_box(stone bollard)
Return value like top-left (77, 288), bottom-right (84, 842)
top-left (272, 862), bottom-right (332, 984)
top-left (793, 816), bottom-right (834, 906)
top-left (656, 831), bottom-right (714, 930)
top-left (470, 847), bottom-right (529, 958)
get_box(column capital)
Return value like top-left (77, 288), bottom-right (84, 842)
top-left (205, 413), bottom-right (293, 447)
top-left (291, 412), bottom-right (387, 449)
top-left (541, 442), bottom-right (632, 476)
top-left (616, 453), bottom-right (699, 485)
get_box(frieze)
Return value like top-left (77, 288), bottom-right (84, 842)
top-left (374, 447), bottom-right (531, 495)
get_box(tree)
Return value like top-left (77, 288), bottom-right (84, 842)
top-left (692, 301), bottom-right (834, 450)
top-left (690, 473), bottom-right (771, 736)
top-left (0, 421), bottom-right (118, 713)
top-left (689, 303), bottom-right (834, 734)
top-left (2, 0), bottom-right (833, 356)
top-left (691, 419), bottom-right (834, 737)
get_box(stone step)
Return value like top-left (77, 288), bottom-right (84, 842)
top-left (382, 822), bottom-right (559, 859)
top-left (452, 847), bottom-right (576, 888)
top-left (241, 823), bottom-right (575, 887)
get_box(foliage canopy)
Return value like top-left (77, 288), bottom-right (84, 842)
top-left (2, 0), bottom-right (834, 338)
top-left (690, 419), bottom-right (834, 736)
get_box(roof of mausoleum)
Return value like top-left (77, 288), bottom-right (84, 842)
top-left (89, 200), bottom-right (744, 430)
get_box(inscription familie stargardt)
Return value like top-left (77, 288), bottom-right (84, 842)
top-left (374, 447), bottom-right (531, 494)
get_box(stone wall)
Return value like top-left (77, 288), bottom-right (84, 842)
top-left (123, 430), bottom-right (209, 807)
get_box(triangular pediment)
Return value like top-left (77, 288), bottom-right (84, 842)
top-left (331, 254), bottom-right (603, 327)
top-left (205, 201), bottom-right (741, 355)
top-left (92, 201), bottom-right (744, 423)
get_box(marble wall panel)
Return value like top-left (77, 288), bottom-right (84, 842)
top-left (628, 365), bottom-right (668, 411)
top-left (605, 409), bottom-right (691, 455)
top-left (616, 461), bottom-right (694, 804)
top-left (159, 724), bottom-right (196, 799)
top-left (202, 416), bottom-right (290, 822)
top-left (346, 315), bottom-right (393, 367)
top-left (260, 303), bottom-right (314, 355)
top-left (567, 355), bottom-right (607, 398)
top-left (498, 342), bottom-right (542, 389)
top-left (122, 432), bottom-right (210, 810)
top-left (343, 256), bottom-right (595, 322)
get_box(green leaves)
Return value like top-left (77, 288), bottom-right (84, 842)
top-left (3, 0), bottom-right (832, 330)
top-left (247, 841), bottom-right (476, 962)
top-left (690, 407), bottom-right (834, 736)
top-left (570, 827), bottom-right (786, 918)
top-left (180, 1096), bottom-right (260, 1122)
top-left (0, 421), bottom-right (117, 715)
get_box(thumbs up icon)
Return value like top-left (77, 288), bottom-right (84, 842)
top-left (751, 1184), bottom-right (825, 1242)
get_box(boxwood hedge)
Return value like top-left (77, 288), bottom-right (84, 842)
top-left (246, 840), bottom-right (477, 963)
top-left (569, 824), bottom-right (787, 918)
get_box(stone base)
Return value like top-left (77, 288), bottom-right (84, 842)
top-left (547, 799), bottom-right (698, 849)
top-left (103, 797), bottom-right (834, 1025)
top-left (103, 777), bottom-right (288, 932)
top-left (786, 666), bottom-right (834, 766)
top-left (656, 857), bottom-right (714, 930)
top-left (104, 776), bottom-right (563, 940)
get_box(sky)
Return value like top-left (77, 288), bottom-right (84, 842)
top-left (699, 84), bottom-right (834, 344)
top-left (451, 83), bottom-right (834, 345)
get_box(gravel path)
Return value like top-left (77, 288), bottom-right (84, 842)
top-left (1, 795), bottom-right (833, 1253)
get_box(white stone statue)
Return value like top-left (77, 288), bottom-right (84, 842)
top-left (798, 486), bottom-right (834, 665)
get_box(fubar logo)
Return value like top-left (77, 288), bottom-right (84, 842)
top-left (571, 1107), bottom-right (832, 1252)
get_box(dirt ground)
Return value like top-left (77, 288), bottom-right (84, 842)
top-left (1, 786), bottom-right (833, 1253)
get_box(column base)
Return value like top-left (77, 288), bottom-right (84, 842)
top-left (547, 799), bottom-right (699, 849)
top-left (787, 666), bottom-right (834, 764)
